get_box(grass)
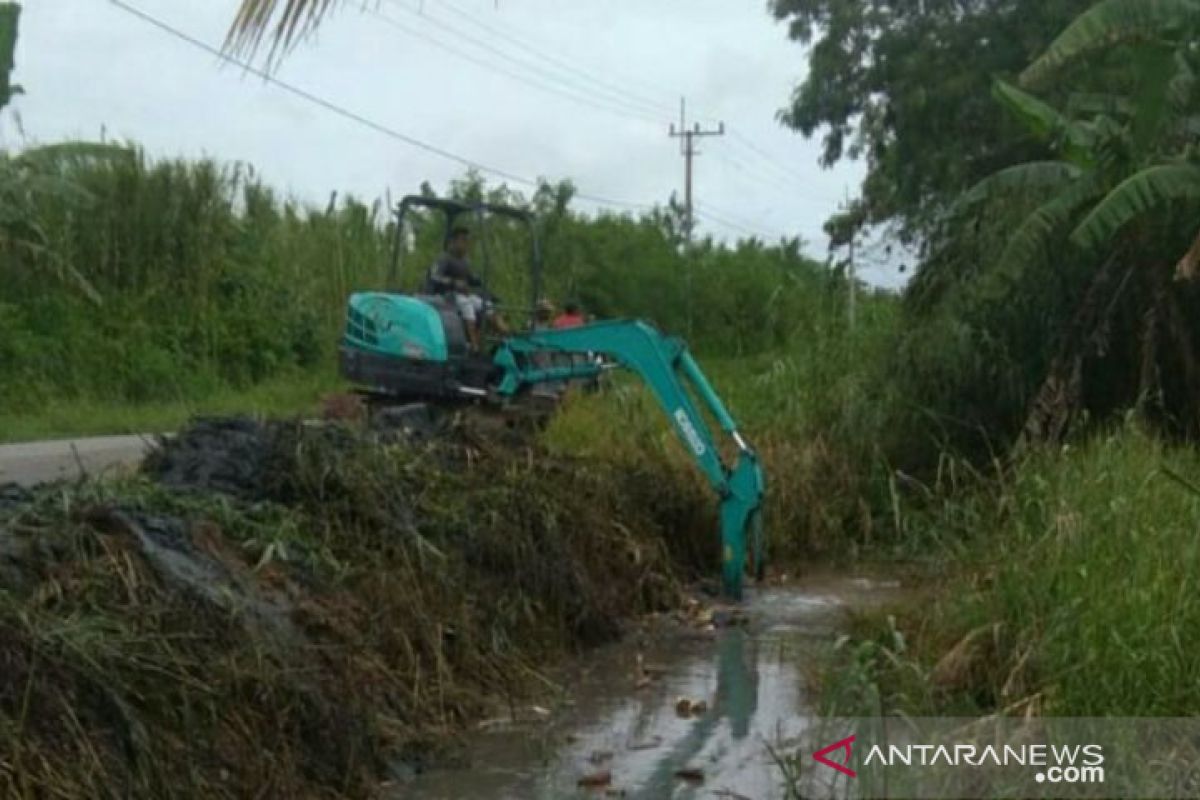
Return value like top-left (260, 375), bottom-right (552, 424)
top-left (0, 370), bottom-right (340, 443)
top-left (816, 424), bottom-right (1200, 718)
top-left (544, 302), bottom-right (904, 564)
top-left (0, 416), bottom-right (710, 797)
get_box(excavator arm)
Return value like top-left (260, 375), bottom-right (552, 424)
top-left (492, 320), bottom-right (766, 599)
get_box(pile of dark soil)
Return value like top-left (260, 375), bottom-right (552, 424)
top-left (0, 414), bottom-right (713, 798)
top-left (143, 416), bottom-right (283, 498)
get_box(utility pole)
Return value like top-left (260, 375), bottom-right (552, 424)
top-left (848, 233), bottom-right (857, 330)
top-left (838, 187), bottom-right (860, 331)
top-left (669, 98), bottom-right (724, 340)
top-left (668, 98), bottom-right (725, 243)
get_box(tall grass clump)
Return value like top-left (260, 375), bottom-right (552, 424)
top-left (826, 425), bottom-right (1200, 717)
top-left (1, 145), bottom-right (390, 413)
top-left (545, 281), bottom-right (904, 560)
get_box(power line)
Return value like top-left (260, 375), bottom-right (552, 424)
top-left (105, 0), bottom-right (796, 239)
top-left (714, 150), bottom-right (843, 213)
top-left (371, 1), bottom-right (663, 125)
top-left (428, 0), bottom-right (683, 107)
top-left (716, 150), bottom-right (795, 195)
top-left (393, 2), bottom-right (822, 196)
top-left (378, 2), bottom-right (825, 207)
top-left (669, 99), bottom-right (725, 242)
top-left (697, 199), bottom-right (782, 236)
top-left (105, 0), bottom-right (652, 212)
top-left (391, 0), bottom-right (674, 117)
top-left (728, 128), bottom-right (813, 186)
top-left (718, 141), bottom-right (844, 206)
top-left (694, 203), bottom-right (780, 240)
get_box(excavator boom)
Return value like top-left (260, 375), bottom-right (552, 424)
top-left (493, 320), bottom-right (766, 598)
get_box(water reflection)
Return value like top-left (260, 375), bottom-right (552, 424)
top-left (633, 628), bottom-right (761, 799)
top-left (403, 579), bottom-right (900, 800)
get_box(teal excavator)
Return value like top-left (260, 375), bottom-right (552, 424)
top-left (338, 196), bottom-right (765, 598)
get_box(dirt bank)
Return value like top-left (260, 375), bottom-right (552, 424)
top-left (0, 415), bottom-right (714, 798)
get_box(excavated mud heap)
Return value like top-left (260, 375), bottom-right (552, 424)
top-left (142, 416), bottom-right (281, 498)
top-left (0, 415), bottom-right (711, 798)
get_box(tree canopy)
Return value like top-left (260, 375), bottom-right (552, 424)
top-left (770, 0), bottom-right (1095, 239)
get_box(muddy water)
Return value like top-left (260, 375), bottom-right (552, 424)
top-left (401, 574), bottom-right (903, 800)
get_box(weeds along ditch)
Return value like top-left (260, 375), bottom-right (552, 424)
top-left (0, 415), bottom-right (714, 798)
top-left (818, 426), bottom-right (1200, 719)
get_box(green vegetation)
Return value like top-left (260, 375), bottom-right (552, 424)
top-left (776, 0), bottom-right (1200, 722)
top-left (0, 148), bottom-right (389, 422)
top-left (545, 295), bottom-right (899, 561)
top-left (6, 2), bottom-right (1200, 793)
top-left (0, 419), bottom-right (706, 796)
top-left (0, 370), bottom-right (332, 442)
top-left (823, 427), bottom-right (1200, 718)
top-left (0, 147), bottom-right (832, 439)
top-left (769, 0), bottom-right (1095, 237)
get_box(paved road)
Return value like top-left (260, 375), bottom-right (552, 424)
top-left (0, 434), bottom-right (159, 486)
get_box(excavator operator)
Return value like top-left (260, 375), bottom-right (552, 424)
top-left (425, 226), bottom-right (505, 349)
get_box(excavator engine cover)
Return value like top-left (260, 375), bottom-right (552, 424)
top-left (340, 292), bottom-right (494, 401)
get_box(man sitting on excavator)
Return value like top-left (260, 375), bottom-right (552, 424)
top-left (425, 226), bottom-right (505, 350)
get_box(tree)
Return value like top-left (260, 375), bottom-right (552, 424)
top-left (922, 0), bottom-right (1200, 444)
top-left (769, 0), bottom-right (1095, 240)
top-left (0, 3), bottom-right (20, 112)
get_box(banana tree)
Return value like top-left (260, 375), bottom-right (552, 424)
top-left (950, 0), bottom-right (1200, 443)
top-left (0, 3), bottom-right (20, 111)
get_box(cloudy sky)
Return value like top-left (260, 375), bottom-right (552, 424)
top-left (7, 0), bottom-right (901, 285)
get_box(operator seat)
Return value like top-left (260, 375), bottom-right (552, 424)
top-left (415, 294), bottom-right (470, 358)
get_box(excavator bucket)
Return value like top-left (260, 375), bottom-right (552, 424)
top-left (719, 449), bottom-right (766, 600)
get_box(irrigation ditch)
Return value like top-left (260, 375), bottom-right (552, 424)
top-left (0, 415), bottom-right (901, 798)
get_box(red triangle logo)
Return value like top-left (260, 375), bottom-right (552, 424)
top-left (813, 734), bottom-right (857, 778)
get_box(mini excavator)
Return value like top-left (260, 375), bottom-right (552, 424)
top-left (338, 196), bottom-right (765, 598)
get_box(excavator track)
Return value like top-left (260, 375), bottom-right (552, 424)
top-left (359, 392), bottom-right (559, 444)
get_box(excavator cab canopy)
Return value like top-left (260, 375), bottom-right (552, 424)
top-left (387, 195), bottom-right (544, 330)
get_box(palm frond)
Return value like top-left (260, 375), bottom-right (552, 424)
top-left (1167, 49), bottom-right (1198, 110)
top-left (994, 80), bottom-right (1069, 139)
top-left (996, 173), bottom-right (1108, 276)
top-left (1066, 92), bottom-right (1136, 119)
top-left (955, 161), bottom-right (1082, 216)
top-left (224, 0), bottom-right (340, 67)
top-left (993, 80), bottom-right (1096, 166)
top-left (1132, 44), bottom-right (1178, 153)
top-left (1071, 163), bottom-right (1200, 250)
top-left (1022, 0), bottom-right (1200, 88)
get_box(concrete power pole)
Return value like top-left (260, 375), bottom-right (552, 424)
top-left (848, 234), bottom-right (857, 330)
top-left (668, 98), bottom-right (724, 338)
top-left (840, 187), bottom-right (859, 330)
top-left (668, 98), bottom-right (724, 243)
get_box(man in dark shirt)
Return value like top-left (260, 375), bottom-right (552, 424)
top-left (426, 226), bottom-right (486, 349)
